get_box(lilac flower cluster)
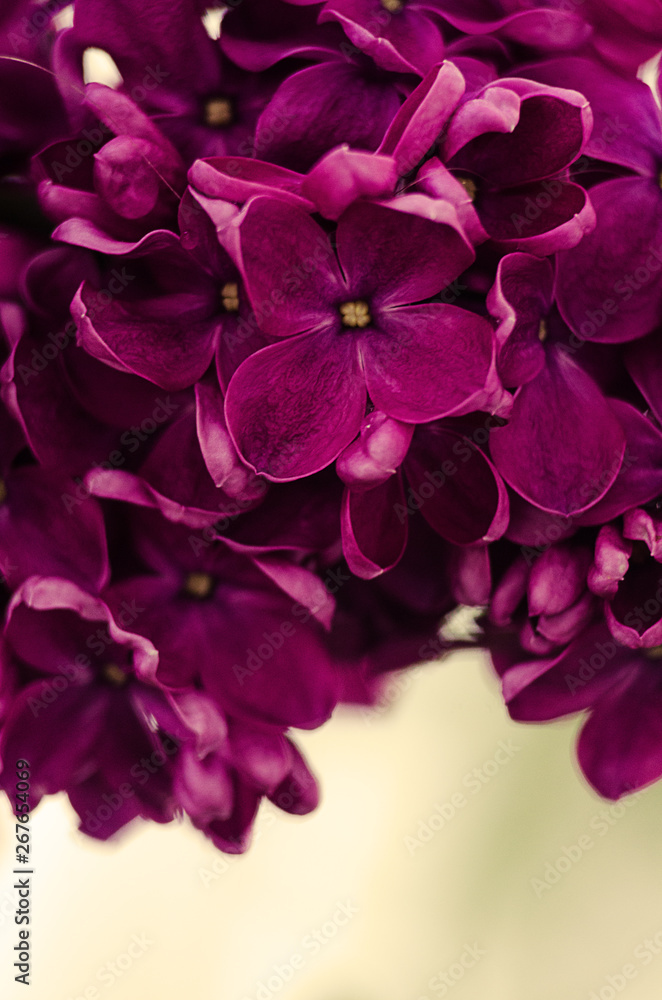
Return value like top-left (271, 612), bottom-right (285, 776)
top-left (0, 0), bottom-right (661, 851)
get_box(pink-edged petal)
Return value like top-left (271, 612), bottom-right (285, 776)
top-left (623, 509), bottom-right (662, 562)
top-left (486, 252), bottom-right (551, 386)
top-left (361, 303), bottom-right (497, 423)
top-left (448, 80), bottom-right (591, 186)
top-left (188, 157), bottom-right (312, 210)
top-left (378, 61), bottom-right (466, 176)
top-left (336, 410), bottom-right (413, 491)
top-left (72, 282), bottom-right (218, 391)
top-left (341, 476), bottom-right (408, 579)
top-left (302, 146), bottom-right (397, 221)
top-left (320, 0), bottom-right (444, 74)
top-left (477, 178), bottom-right (595, 255)
top-left (195, 376), bottom-right (267, 497)
top-left (490, 346), bottom-right (626, 516)
top-left (588, 525), bottom-right (632, 599)
top-left (414, 158), bottom-right (487, 246)
top-left (225, 330), bottom-right (366, 481)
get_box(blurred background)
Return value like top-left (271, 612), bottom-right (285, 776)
top-left (3, 647), bottom-right (662, 1000)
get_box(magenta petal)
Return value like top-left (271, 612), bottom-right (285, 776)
top-left (361, 304), bottom-right (496, 422)
top-left (225, 330), bottom-right (366, 480)
top-left (443, 85), bottom-right (521, 161)
top-left (490, 346), bottom-right (626, 516)
top-left (337, 197), bottom-right (474, 309)
top-left (302, 147), bottom-right (397, 221)
top-left (72, 283), bottom-right (218, 391)
top-left (189, 157), bottom-right (312, 210)
top-left (448, 81), bottom-right (591, 186)
top-left (201, 591), bottom-right (339, 730)
top-left (477, 179), bottom-right (595, 254)
top-left (336, 411), bottom-right (413, 490)
top-left (320, 0), bottom-right (444, 74)
top-left (0, 467), bottom-right (109, 592)
top-left (0, 683), bottom-right (103, 805)
top-left (626, 330), bottom-right (662, 425)
top-left (405, 427), bottom-right (509, 545)
top-left (588, 525), bottom-right (631, 599)
top-left (527, 544), bottom-right (591, 616)
top-left (577, 401), bottom-right (662, 526)
top-left (268, 740), bottom-right (319, 815)
top-left (486, 252), bottom-right (550, 386)
top-left (556, 178), bottom-right (662, 343)
top-left (341, 477), bottom-right (408, 579)
top-left (254, 61), bottom-right (402, 172)
top-left (379, 61), bottom-right (466, 177)
top-left (578, 669), bottom-right (662, 799)
top-left (235, 196), bottom-right (344, 337)
top-left (503, 624), bottom-right (636, 721)
top-left (195, 376), bottom-right (266, 496)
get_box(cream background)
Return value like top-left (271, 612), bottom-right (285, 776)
top-left (3, 649), bottom-right (662, 1000)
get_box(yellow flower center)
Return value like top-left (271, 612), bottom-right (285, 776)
top-left (204, 97), bottom-right (234, 128)
top-left (0, 479), bottom-right (6, 504)
top-left (340, 300), bottom-right (371, 329)
top-left (381, 0), bottom-right (403, 10)
top-left (103, 663), bottom-right (128, 686)
top-left (645, 645), bottom-right (662, 660)
top-left (457, 176), bottom-right (477, 201)
top-left (221, 282), bottom-right (239, 312)
top-left (184, 571), bottom-right (215, 599)
top-left (538, 319), bottom-right (548, 342)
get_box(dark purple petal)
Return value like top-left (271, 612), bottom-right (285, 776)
top-left (404, 426), bottom-right (509, 545)
top-left (556, 178), bottom-right (662, 343)
top-left (225, 329), bottom-right (366, 480)
top-left (361, 303), bottom-right (499, 422)
top-left (337, 196), bottom-right (475, 308)
top-left (235, 196), bottom-right (344, 338)
top-left (341, 476), bottom-right (408, 579)
top-left (490, 346), bottom-right (626, 515)
top-left (578, 668), bottom-right (662, 799)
